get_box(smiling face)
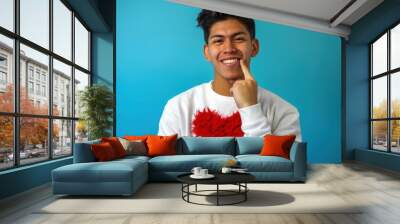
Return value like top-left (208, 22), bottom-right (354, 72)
top-left (204, 18), bottom-right (259, 82)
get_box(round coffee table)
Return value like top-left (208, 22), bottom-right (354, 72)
top-left (177, 172), bottom-right (255, 206)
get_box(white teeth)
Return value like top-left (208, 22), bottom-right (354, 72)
top-left (222, 59), bottom-right (238, 64)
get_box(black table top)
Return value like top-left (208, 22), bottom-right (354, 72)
top-left (177, 172), bottom-right (255, 185)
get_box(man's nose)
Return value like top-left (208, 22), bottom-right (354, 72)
top-left (223, 40), bottom-right (237, 53)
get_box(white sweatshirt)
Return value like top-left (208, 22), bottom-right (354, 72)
top-left (158, 82), bottom-right (302, 141)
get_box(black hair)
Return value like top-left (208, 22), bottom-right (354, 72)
top-left (197, 10), bottom-right (256, 43)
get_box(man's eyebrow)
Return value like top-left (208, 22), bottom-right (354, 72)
top-left (209, 32), bottom-right (247, 39)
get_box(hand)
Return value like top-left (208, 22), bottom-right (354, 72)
top-left (230, 60), bottom-right (258, 108)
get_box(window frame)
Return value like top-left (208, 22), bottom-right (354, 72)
top-left (369, 20), bottom-right (400, 154)
top-left (0, 0), bottom-right (92, 171)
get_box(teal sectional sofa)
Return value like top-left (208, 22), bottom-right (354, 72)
top-left (52, 137), bottom-right (307, 196)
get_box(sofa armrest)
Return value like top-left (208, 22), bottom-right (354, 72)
top-left (289, 142), bottom-right (307, 181)
top-left (73, 140), bottom-right (100, 163)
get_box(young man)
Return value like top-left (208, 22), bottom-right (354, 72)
top-left (158, 10), bottom-right (302, 141)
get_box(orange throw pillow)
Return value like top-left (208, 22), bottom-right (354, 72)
top-left (146, 134), bottom-right (178, 157)
top-left (91, 142), bottom-right (117, 161)
top-left (260, 135), bottom-right (296, 159)
top-left (101, 137), bottom-right (127, 158)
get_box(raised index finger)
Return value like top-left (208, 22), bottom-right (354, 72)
top-left (240, 59), bottom-right (254, 80)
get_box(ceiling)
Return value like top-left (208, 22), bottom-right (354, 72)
top-left (169, 0), bottom-right (384, 38)
top-left (66, 0), bottom-right (114, 32)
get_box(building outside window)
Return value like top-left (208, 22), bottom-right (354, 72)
top-left (42, 85), bottom-right (46, 97)
top-left (0, 54), bottom-right (7, 88)
top-left (0, 0), bottom-right (91, 170)
top-left (28, 67), bottom-right (34, 80)
top-left (0, 54), bottom-right (7, 67)
top-left (28, 81), bottom-right (34, 94)
top-left (41, 73), bottom-right (46, 83)
top-left (370, 22), bottom-right (400, 154)
top-left (35, 83), bottom-right (40, 95)
top-left (35, 70), bottom-right (40, 81)
top-left (0, 71), bottom-right (6, 84)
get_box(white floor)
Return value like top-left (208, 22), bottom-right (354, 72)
top-left (1, 162), bottom-right (400, 224)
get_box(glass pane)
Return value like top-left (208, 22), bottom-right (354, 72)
top-left (75, 120), bottom-right (88, 143)
top-left (391, 120), bottom-right (400, 153)
top-left (74, 69), bottom-right (89, 118)
top-left (53, 59), bottom-right (72, 117)
top-left (20, 44), bottom-right (49, 115)
top-left (53, 0), bottom-right (72, 60)
top-left (0, 0), bottom-right (14, 31)
top-left (392, 72), bottom-right (400, 118)
top-left (20, 0), bottom-right (49, 49)
top-left (0, 116), bottom-right (13, 170)
top-left (372, 33), bottom-right (387, 76)
top-left (0, 34), bottom-right (14, 112)
top-left (74, 17), bottom-right (89, 70)
top-left (20, 117), bottom-right (49, 165)
top-left (53, 119), bottom-right (72, 158)
top-left (372, 121), bottom-right (388, 151)
top-left (391, 24), bottom-right (400, 70)
top-left (372, 77), bottom-right (387, 119)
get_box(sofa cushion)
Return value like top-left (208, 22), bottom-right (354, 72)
top-left (236, 137), bottom-right (264, 155)
top-left (177, 137), bottom-right (235, 155)
top-left (236, 155), bottom-right (293, 172)
top-left (118, 138), bottom-right (147, 156)
top-left (52, 159), bottom-right (147, 183)
top-left (260, 135), bottom-right (296, 159)
top-left (101, 137), bottom-right (127, 158)
top-left (147, 134), bottom-right (178, 157)
top-left (115, 155), bottom-right (150, 163)
top-left (148, 154), bottom-right (235, 172)
top-left (91, 142), bottom-right (118, 161)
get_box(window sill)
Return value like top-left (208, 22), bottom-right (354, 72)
top-left (0, 156), bottom-right (72, 176)
top-left (355, 148), bottom-right (400, 172)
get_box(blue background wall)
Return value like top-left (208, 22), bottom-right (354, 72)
top-left (116, 0), bottom-right (342, 163)
top-left (346, 0), bottom-right (400, 170)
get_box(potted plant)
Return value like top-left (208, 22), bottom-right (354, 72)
top-left (79, 84), bottom-right (114, 140)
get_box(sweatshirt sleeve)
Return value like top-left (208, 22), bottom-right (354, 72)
top-left (158, 100), bottom-right (180, 136)
top-left (273, 107), bottom-right (302, 142)
top-left (238, 103), bottom-right (302, 142)
top-left (239, 103), bottom-right (272, 137)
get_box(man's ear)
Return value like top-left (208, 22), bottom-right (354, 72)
top-left (251, 39), bottom-right (259, 57)
top-left (203, 44), bottom-right (211, 61)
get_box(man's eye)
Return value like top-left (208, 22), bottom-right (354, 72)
top-left (235, 37), bottom-right (245, 42)
top-left (213, 39), bottom-right (223, 44)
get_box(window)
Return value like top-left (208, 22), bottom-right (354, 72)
top-left (36, 83), bottom-right (40, 95)
top-left (0, 55), bottom-right (7, 67)
top-left (0, 35), bottom-right (13, 110)
top-left (75, 18), bottom-right (89, 70)
top-left (0, 54), bottom-right (7, 87)
top-left (0, 0), bottom-right (14, 32)
top-left (28, 67), bottom-right (34, 80)
top-left (28, 81), bottom-right (34, 94)
top-left (74, 69), bottom-right (89, 119)
top-left (35, 70), bottom-right (40, 81)
top-left (0, 71), bottom-right (6, 85)
top-left (0, 0), bottom-right (91, 170)
top-left (20, 0), bottom-right (49, 49)
top-left (53, 0), bottom-right (72, 60)
top-left (371, 23), bottom-right (400, 154)
top-left (53, 59), bottom-right (71, 117)
top-left (42, 85), bottom-right (46, 97)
